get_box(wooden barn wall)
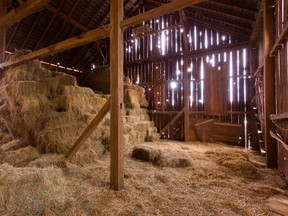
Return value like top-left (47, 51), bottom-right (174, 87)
top-left (124, 14), bottom-right (250, 141)
top-left (273, 0), bottom-right (288, 143)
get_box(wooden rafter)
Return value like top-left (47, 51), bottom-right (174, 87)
top-left (187, 16), bottom-right (250, 40)
top-left (121, 0), bottom-right (205, 29)
top-left (62, 0), bottom-right (205, 70)
top-left (186, 11), bottom-right (252, 32)
top-left (1, 0), bottom-right (218, 70)
top-left (46, 0), bottom-right (94, 67)
top-left (20, 12), bottom-right (42, 49)
top-left (192, 5), bottom-right (255, 23)
top-left (0, 0), bottom-right (51, 28)
top-left (5, 22), bottom-right (19, 50)
top-left (0, 25), bottom-right (110, 69)
top-left (125, 1), bottom-right (142, 18)
top-left (206, 0), bottom-right (258, 13)
top-left (48, 0), bottom-right (106, 67)
top-left (33, 2), bottom-right (66, 50)
top-left (48, 0), bottom-right (89, 47)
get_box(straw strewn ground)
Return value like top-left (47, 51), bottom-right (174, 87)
top-left (0, 140), bottom-right (286, 216)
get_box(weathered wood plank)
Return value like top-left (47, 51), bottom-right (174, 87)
top-left (65, 97), bottom-right (110, 160)
top-left (160, 109), bottom-right (184, 134)
top-left (0, 0), bottom-right (51, 28)
top-left (110, 0), bottom-right (124, 191)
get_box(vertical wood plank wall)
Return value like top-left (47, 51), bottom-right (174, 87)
top-left (123, 14), bottom-right (250, 141)
top-left (273, 0), bottom-right (288, 143)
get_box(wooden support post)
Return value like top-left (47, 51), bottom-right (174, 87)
top-left (264, 0), bottom-right (276, 168)
top-left (179, 10), bottom-right (190, 142)
top-left (110, 0), bottom-right (124, 191)
top-left (0, 0), bottom-right (7, 70)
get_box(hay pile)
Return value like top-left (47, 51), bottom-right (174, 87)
top-left (0, 140), bottom-right (287, 215)
top-left (0, 164), bottom-right (69, 215)
top-left (0, 50), bottom-right (158, 164)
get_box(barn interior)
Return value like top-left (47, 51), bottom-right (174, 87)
top-left (0, 0), bottom-right (288, 215)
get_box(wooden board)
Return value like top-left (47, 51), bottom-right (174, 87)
top-left (266, 195), bottom-right (288, 216)
top-left (194, 119), bottom-right (243, 145)
top-left (204, 62), bottom-right (228, 116)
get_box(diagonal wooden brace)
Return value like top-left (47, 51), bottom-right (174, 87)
top-left (65, 97), bottom-right (110, 160)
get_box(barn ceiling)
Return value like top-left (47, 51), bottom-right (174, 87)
top-left (4, 0), bottom-right (261, 72)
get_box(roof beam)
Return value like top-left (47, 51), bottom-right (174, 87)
top-left (45, 4), bottom-right (88, 32)
top-left (0, 25), bottom-right (110, 69)
top-left (5, 22), bottom-right (19, 50)
top-left (206, 0), bottom-right (258, 13)
top-left (186, 12), bottom-right (252, 32)
top-left (2, 0), bottom-right (205, 69)
top-left (121, 0), bottom-right (205, 29)
top-left (0, 0), bottom-right (51, 28)
top-left (187, 16), bottom-right (249, 40)
top-left (34, 2), bottom-right (66, 50)
top-left (192, 5), bottom-right (255, 23)
top-left (20, 13), bottom-right (42, 49)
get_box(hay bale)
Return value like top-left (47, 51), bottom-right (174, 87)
top-left (132, 143), bottom-right (192, 167)
top-left (153, 149), bottom-right (192, 167)
top-left (132, 144), bottom-right (160, 162)
top-left (124, 83), bottom-right (148, 109)
top-left (0, 50), bottom-right (159, 164)
top-left (0, 164), bottom-right (69, 215)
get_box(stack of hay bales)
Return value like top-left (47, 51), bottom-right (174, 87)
top-left (123, 77), bottom-right (159, 146)
top-left (0, 50), bottom-right (158, 165)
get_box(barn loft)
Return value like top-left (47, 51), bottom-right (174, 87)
top-left (0, 0), bottom-right (288, 215)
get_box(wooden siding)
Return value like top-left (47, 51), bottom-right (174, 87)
top-left (124, 14), bottom-right (250, 141)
